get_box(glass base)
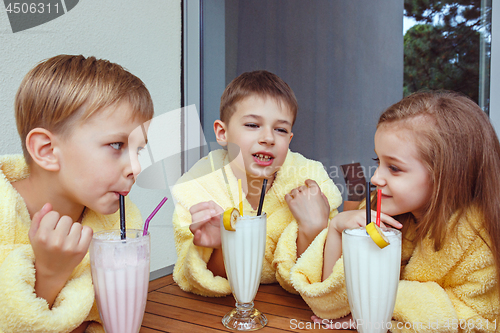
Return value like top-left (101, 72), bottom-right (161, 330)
top-left (222, 301), bottom-right (268, 331)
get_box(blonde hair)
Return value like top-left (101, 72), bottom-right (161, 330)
top-left (377, 91), bottom-right (500, 290)
top-left (220, 70), bottom-right (298, 125)
top-left (15, 55), bottom-right (154, 163)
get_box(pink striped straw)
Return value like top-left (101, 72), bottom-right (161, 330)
top-left (143, 197), bottom-right (168, 236)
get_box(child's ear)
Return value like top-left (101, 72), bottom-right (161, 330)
top-left (25, 128), bottom-right (60, 172)
top-left (214, 120), bottom-right (228, 146)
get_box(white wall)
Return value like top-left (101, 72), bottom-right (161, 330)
top-left (0, 0), bottom-right (181, 277)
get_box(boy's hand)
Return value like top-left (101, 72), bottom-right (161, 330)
top-left (189, 201), bottom-right (224, 248)
top-left (28, 203), bottom-right (93, 307)
top-left (29, 204), bottom-right (93, 279)
top-left (285, 179), bottom-right (330, 256)
top-left (285, 179), bottom-right (330, 233)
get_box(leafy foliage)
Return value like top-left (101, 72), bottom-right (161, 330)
top-left (403, 0), bottom-right (491, 103)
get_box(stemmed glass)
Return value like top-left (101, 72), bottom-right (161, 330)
top-left (221, 213), bottom-right (268, 331)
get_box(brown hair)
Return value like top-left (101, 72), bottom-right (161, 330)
top-left (377, 91), bottom-right (500, 289)
top-left (220, 70), bottom-right (298, 124)
top-left (15, 54), bottom-right (154, 163)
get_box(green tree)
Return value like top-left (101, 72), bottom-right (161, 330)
top-left (405, 0), bottom-right (486, 27)
top-left (403, 0), bottom-right (491, 103)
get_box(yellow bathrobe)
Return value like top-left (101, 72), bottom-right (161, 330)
top-left (0, 155), bottom-right (143, 333)
top-left (291, 206), bottom-right (499, 332)
top-left (172, 149), bottom-right (342, 296)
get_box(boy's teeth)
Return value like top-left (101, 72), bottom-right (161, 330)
top-left (255, 154), bottom-right (272, 161)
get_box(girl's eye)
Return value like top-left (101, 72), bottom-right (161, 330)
top-left (137, 146), bottom-right (145, 155)
top-left (110, 142), bottom-right (123, 150)
top-left (245, 123), bottom-right (259, 128)
top-left (372, 157), bottom-right (380, 165)
top-left (389, 165), bottom-right (400, 173)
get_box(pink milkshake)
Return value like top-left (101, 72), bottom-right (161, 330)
top-left (90, 229), bottom-right (150, 333)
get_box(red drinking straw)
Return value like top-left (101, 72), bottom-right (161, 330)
top-left (143, 197), bottom-right (168, 236)
top-left (376, 189), bottom-right (382, 227)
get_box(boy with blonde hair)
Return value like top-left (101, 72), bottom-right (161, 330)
top-left (172, 70), bottom-right (342, 297)
top-left (0, 55), bottom-right (153, 333)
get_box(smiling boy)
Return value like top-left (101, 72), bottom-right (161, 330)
top-left (172, 70), bottom-right (342, 297)
top-left (0, 55), bottom-right (153, 333)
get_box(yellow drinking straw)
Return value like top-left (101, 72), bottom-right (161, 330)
top-left (238, 179), bottom-right (243, 215)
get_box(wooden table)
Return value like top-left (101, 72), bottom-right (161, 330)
top-left (140, 275), bottom-right (353, 332)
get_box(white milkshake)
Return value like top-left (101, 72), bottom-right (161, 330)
top-left (90, 229), bottom-right (150, 333)
top-left (221, 213), bottom-right (267, 330)
top-left (342, 227), bottom-right (401, 333)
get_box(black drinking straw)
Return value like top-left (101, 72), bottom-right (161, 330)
top-left (119, 194), bottom-right (126, 240)
top-left (365, 181), bottom-right (371, 226)
top-left (257, 178), bottom-right (268, 216)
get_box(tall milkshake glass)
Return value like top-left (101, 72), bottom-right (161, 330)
top-left (90, 229), bottom-right (150, 333)
top-left (342, 227), bottom-right (401, 333)
top-left (221, 213), bottom-right (268, 331)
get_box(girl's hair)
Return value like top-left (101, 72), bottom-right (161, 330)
top-left (16, 54), bottom-right (154, 164)
top-left (377, 91), bottom-right (500, 285)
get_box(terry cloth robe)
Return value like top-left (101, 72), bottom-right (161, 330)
top-left (172, 149), bottom-right (342, 296)
top-left (0, 155), bottom-right (143, 333)
top-left (291, 206), bottom-right (500, 333)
